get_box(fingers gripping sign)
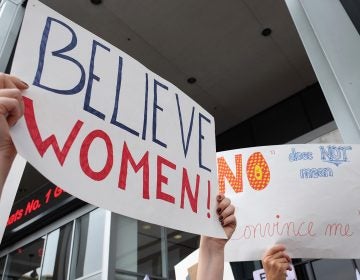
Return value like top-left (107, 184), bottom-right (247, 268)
top-left (216, 194), bottom-right (236, 240)
top-left (0, 73), bottom-right (28, 188)
top-left (262, 244), bottom-right (292, 280)
top-left (0, 73), bottom-right (28, 148)
top-left (197, 194), bottom-right (237, 280)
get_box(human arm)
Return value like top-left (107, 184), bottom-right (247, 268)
top-left (0, 73), bottom-right (28, 195)
top-left (262, 244), bottom-right (292, 280)
top-left (196, 194), bottom-right (236, 280)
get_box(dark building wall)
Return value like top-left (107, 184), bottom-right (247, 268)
top-left (216, 83), bottom-right (334, 151)
top-left (340, 0), bottom-right (360, 35)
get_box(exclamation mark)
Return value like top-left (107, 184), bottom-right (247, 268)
top-left (207, 180), bottom-right (211, 218)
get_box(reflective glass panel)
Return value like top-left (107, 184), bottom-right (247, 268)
top-left (40, 222), bottom-right (73, 280)
top-left (0, 256), bottom-right (6, 277)
top-left (356, 259), bottom-right (360, 272)
top-left (70, 208), bottom-right (106, 279)
top-left (113, 216), bottom-right (163, 279)
top-left (167, 229), bottom-right (199, 280)
top-left (4, 237), bottom-right (45, 280)
top-left (312, 259), bottom-right (356, 280)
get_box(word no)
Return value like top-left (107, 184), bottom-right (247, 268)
top-left (217, 153), bottom-right (270, 193)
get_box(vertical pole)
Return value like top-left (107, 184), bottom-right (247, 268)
top-left (0, 0), bottom-right (25, 72)
top-left (285, 0), bottom-right (360, 143)
top-left (160, 227), bottom-right (168, 278)
top-left (101, 210), bottom-right (113, 280)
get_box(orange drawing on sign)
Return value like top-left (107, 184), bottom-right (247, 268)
top-left (246, 152), bottom-right (270, 190)
top-left (217, 154), bottom-right (243, 194)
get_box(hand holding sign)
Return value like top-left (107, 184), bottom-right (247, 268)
top-left (0, 73), bottom-right (28, 191)
top-left (197, 195), bottom-right (237, 280)
top-left (262, 245), bottom-right (292, 280)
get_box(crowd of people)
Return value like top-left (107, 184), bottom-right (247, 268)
top-left (0, 73), bottom-right (292, 279)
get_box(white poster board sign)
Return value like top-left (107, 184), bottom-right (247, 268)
top-left (9, 0), bottom-right (225, 238)
top-left (174, 249), bottom-right (235, 280)
top-left (0, 156), bottom-right (26, 242)
top-left (253, 266), bottom-right (296, 280)
top-left (219, 144), bottom-right (360, 261)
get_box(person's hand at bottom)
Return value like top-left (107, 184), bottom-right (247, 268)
top-left (262, 244), bottom-right (292, 280)
top-left (196, 194), bottom-right (236, 280)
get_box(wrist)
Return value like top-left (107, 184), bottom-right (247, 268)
top-left (0, 149), bottom-right (16, 188)
top-left (200, 236), bottom-right (226, 253)
top-left (0, 149), bottom-right (16, 164)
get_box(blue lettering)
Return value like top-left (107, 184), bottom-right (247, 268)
top-left (288, 148), bottom-right (313, 162)
top-left (300, 167), bottom-right (333, 179)
top-left (110, 57), bottom-right (139, 137)
top-left (175, 94), bottom-right (194, 157)
top-left (84, 40), bottom-right (110, 120)
top-left (199, 113), bottom-right (211, 172)
top-left (152, 80), bottom-right (167, 148)
top-left (33, 17), bottom-right (85, 94)
top-left (141, 73), bottom-right (149, 140)
top-left (320, 145), bottom-right (352, 166)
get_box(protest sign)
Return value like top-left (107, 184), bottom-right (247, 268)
top-left (219, 144), bottom-right (360, 261)
top-left (0, 156), bottom-right (26, 242)
top-left (8, 0), bottom-right (225, 238)
top-left (253, 266), bottom-right (296, 280)
top-left (174, 249), bottom-right (234, 280)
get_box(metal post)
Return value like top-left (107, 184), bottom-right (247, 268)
top-left (160, 227), bottom-right (169, 278)
top-left (285, 0), bottom-right (360, 143)
top-left (0, 0), bottom-right (26, 72)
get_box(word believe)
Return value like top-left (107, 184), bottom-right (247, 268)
top-left (33, 16), bottom-right (213, 172)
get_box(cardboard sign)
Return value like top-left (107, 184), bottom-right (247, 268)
top-left (253, 266), bottom-right (296, 280)
top-left (9, 0), bottom-right (225, 238)
top-left (0, 156), bottom-right (26, 242)
top-left (174, 249), bottom-right (235, 280)
top-left (219, 144), bottom-right (360, 261)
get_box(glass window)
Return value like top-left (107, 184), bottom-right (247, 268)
top-left (70, 208), bottom-right (106, 280)
top-left (167, 229), bottom-right (199, 280)
top-left (40, 222), bottom-right (73, 280)
top-left (113, 216), bottom-right (163, 279)
top-left (0, 256), bottom-right (6, 277)
top-left (3, 237), bottom-right (45, 280)
top-left (229, 261), bottom-right (258, 280)
top-left (312, 259), bottom-right (357, 280)
top-left (356, 259), bottom-right (360, 271)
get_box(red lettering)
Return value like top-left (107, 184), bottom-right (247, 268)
top-left (7, 209), bottom-right (23, 226)
top-left (118, 142), bottom-right (150, 199)
top-left (53, 187), bottom-right (63, 198)
top-left (180, 168), bottom-right (200, 213)
top-left (156, 156), bottom-right (176, 203)
top-left (80, 130), bottom-right (113, 181)
top-left (24, 199), bottom-right (41, 215)
top-left (23, 97), bottom-right (83, 166)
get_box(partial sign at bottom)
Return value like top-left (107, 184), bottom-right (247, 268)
top-left (253, 266), bottom-right (296, 280)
